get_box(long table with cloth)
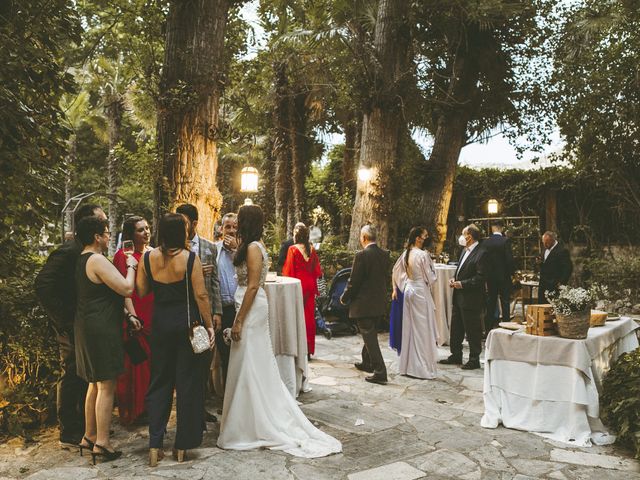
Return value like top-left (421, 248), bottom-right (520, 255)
top-left (264, 276), bottom-right (309, 398)
top-left (481, 317), bottom-right (638, 446)
top-left (431, 264), bottom-right (457, 346)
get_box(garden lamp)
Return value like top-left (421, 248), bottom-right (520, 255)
top-left (240, 166), bottom-right (259, 205)
top-left (487, 199), bottom-right (499, 215)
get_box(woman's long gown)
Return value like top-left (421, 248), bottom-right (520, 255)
top-left (393, 249), bottom-right (439, 379)
top-left (113, 248), bottom-right (153, 424)
top-left (217, 242), bottom-right (342, 458)
top-left (282, 245), bottom-right (322, 355)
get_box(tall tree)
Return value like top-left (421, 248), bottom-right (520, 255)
top-left (415, 1), bottom-right (547, 252)
top-left (155, 0), bottom-right (239, 237)
top-left (552, 1), bottom-right (640, 215)
top-left (347, 0), bottom-right (411, 249)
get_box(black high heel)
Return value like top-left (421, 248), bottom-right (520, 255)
top-left (90, 444), bottom-right (122, 465)
top-left (78, 436), bottom-right (95, 457)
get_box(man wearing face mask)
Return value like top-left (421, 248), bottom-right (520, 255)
top-left (439, 224), bottom-right (487, 370)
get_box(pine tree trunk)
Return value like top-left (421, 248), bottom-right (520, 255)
top-left (340, 111), bottom-right (358, 235)
top-left (155, 0), bottom-right (229, 239)
top-left (289, 91), bottom-right (308, 225)
top-left (272, 61), bottom-right (293, 237)
top-left (105, 96), bottom-right (123, 256)
top-left (347, 0), bottom-right (409, 249)
top-left (419, 49), bottom-right (480, 253)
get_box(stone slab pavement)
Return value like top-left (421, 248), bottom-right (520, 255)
top-left (1, 333), bottom-right (638, 480)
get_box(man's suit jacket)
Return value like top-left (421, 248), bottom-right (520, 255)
top-left (453, 244), bottom-right (487, 310)
top-left (198, 237), bottom-right (223, 316)
top-left (341, 243), bottom-right (390, 319)
top-left (35, 239), bottom-right (83, 332)
top-left (481, 233), bottom-right (514, 282)
top-left (539, 243), bottom-right (573, 297)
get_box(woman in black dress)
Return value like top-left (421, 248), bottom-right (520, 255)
top-left (136, 213), bottom-right (215, 466)
top-left (75, 216), bottom-right (140, 463)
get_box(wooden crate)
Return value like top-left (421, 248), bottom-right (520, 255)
top-left (525, 304), bottom-right (557, 336)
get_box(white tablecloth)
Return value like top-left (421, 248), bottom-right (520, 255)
top-left (264, 277), bottom-right (309, 398)
top-left (481, 318), bottom-right (639, 446)
top-left (432, 265), bottom-right (457, 346)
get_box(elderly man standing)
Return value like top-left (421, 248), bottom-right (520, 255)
top-left (440, 224), bottom-right (487, 370)
top-left (538, 231), bottom-right (573, 303)
top-left (341, 225), bottom-right (390, 385)
top-left (213, 212), bottom-right (238, 386)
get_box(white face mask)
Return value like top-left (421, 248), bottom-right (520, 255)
top-left (458, 234), bottom-right (467, 247)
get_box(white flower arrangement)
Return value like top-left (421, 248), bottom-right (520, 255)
top-left (547, 285), bottom-right (597, 316)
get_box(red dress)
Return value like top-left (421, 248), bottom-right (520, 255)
top-left (282, 245), bottom-right (322, 355)
top-left (113, 249), bottom-right (153, 424)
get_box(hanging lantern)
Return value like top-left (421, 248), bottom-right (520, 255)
top-left (240, 166), bottom-right (259, 193)
top-left (487, 198), bottom-right (499, 215)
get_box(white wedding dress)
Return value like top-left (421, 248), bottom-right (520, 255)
top-left (217, 241), bottom-right (342, 458)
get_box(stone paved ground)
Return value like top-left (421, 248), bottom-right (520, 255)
top-left (1, 334), bottom-right (639, 480)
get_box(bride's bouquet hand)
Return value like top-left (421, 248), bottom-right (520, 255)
top-left (231, 321), bottom-right (242, 342)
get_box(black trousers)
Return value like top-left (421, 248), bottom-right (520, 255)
top-left (485, 277), bottom-right (511, 331)
top-left (450, 295), bottom-right (483, 363)
top-left (356, 316), bottom-right (387, 377)
top-left (56, 330), bottom-right (87, 442)
top-left (214, 304), bottom-right (236, 385)
top-left (147, 330), bottom-right (205, 450)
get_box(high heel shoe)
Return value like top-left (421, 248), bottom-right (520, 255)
top-left (78, 436), bottom-right (95, 457)
top-left (149, 448), bottom-right (164, 467)
top-left (90, 444), bottom-right (122, 465)
top-left (173, 448), bottom-right (187, 462)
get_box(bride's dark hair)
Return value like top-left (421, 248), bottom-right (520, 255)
top-left (405, 226), bottom-right (427, 268)
top-left (233, 204), bottom-right (264, 266)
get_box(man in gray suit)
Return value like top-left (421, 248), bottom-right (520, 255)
top-left (340, 225), bottom-right (390, 385)
top-left (176, 204), bottom-right (222, 422)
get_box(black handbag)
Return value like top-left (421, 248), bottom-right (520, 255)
top-left (123, 318), bottom-right (147, 365)
top-left (124, 335), bottom-right (147, 365)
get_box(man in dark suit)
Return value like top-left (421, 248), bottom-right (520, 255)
top-left (538, 231), bottom-right (573, 303)
top-left (482, 219), bottom-right (514, 332)
top-left (340, 225), bottom-right (390, 385)
top-left (35, 203), bottom-right (106, 449)
top-left (440, 224), bottom-right (487, 370)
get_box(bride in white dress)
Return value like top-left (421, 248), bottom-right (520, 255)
top-left (217, 205), bottom-right (342, 458)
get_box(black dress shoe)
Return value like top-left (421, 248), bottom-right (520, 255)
top-left (438, 356), bottom-right (462, 365)
top-left (461, 360), bottom-right (481, 370)
top-left (365, 374), bottom-right (387, 385)
top-left (354, 362), bottom-right (374, 373)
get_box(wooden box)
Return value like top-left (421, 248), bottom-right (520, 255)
top-left (525, 304), bottom-right (557, 336)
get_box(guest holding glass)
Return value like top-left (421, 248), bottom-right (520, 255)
top-left (74, 216), bottom-right (140, 464)
top-left (282, 224), bottom-right (323, 357)
top-left (391, 227), bottom-right (438, 379)
top-left (136, 213), bottom-right (215, 466)
top-left (113, 216), bottom-right (153, 425)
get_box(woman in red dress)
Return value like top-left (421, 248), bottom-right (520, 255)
top-left (282, 224), bottom-right (322, 357)
top-left (113, 216), bottom-right (154, 424)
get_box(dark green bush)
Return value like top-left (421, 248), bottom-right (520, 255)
top-left (601, 347), bottom-right (640, 459)
top-left (581, 256), bottom-right (640, 307)
top-left (0, 258), bottom-right (59, 439)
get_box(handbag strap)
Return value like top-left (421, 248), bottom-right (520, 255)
top-left (185, 251), bottom-right (197, 328)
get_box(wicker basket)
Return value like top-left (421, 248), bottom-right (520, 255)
top-left (556, 308), bottom-right (591, 339)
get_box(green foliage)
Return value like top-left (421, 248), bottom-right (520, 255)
top-left (552, 0), bottom-right (640, 215)
top-left (601, 347), bottom-right (640, 459)
top-left (0, 258), bottom-right (59, 438)
top-left (581, 256), bottom-right (640, 307)
top-left (0, 0), bottom-right (81, 275)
